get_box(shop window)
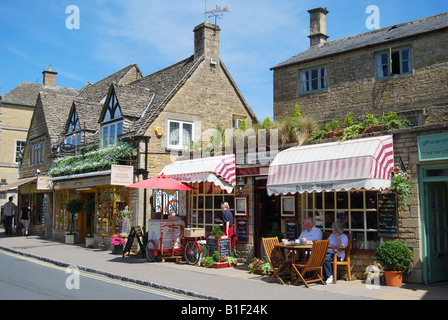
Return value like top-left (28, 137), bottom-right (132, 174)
top-left (96, 186), bottom-right (129, 236)
top-left (189, 181), bottom-right (234, 236)
top-left (304, 190), bottom-right (380, 250)
top-left (54, 190), bottom-right (71, 231)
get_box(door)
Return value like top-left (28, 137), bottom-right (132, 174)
top-left (79, 193), bottom-right (95, 243)
top-left (424, 181), bottom-right (448, 283)
top-left (421, 165), bottom-right (448, 283)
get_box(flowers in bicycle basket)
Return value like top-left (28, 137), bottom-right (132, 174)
top-left (111, 234), bottom-right (126, 246)
top-left (391, 169), bottom-right (413, 209)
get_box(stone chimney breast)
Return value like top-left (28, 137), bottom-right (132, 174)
top-left (194, 22), bottom-right (220, 64)
top-left (308, 7), bottom-right (329, 47)
top-left (43, 65), bottom-right (57, 87)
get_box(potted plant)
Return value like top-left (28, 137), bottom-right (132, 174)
top-left (84, 198), bottom-right (96, 248)
top-left (209, 225), bottom-right (224, 239)
top-left (249, 258), bottom-right (273, 275)
top-left (375, 240), bottom-right (414, 287)
top-left (111, 233), bottom-right (126, 254)
top-left (391, 170), bottom-right (413, 210)
top-left (64, 199), bottom-right (83, 244)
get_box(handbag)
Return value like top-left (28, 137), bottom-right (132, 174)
top-left (17, 222), bottom-right (24, 230)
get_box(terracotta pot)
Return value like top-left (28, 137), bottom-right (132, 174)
top-left (384, 271), bottom-right (404, 287)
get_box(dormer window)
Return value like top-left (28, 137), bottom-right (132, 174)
top-left (65, 108), bottom-right (81, 146)
top-left (101, 91), bottom-right (123, 148)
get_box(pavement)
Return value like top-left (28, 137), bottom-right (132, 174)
top-left (1, 229), bottom-right (448, 300)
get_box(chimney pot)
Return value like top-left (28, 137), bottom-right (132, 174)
top-left (308, 7), bottom-right (329, 47)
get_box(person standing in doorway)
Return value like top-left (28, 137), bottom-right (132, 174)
top-left (19, 203), bottom-right (31, 236)
top-left (2, 197), bottom-right (17, 236)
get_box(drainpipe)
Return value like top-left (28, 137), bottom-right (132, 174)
top-left (143, 136), bottom-right (150, 232)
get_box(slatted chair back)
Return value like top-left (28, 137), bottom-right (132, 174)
top-left (293, 240), bottom-right (329, 287)
top-left (262, 237), bottom-right (287, 285)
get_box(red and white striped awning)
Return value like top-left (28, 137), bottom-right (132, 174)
top-left (161, 154), bottom-right (236, 193)
top-left (267, 135), bottom-right (394, 195)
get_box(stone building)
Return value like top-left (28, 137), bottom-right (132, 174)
top-left (270, 8), bottom-right (448, 284)
top-left (0, 67), bottom-right (76, 207)
top-left (33, 21), bottom-right (257, 248)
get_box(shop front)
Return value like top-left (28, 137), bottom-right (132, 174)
top-left (50, 165), bottom-right (134, 247)
top-left (267, 135), bottom-right (395, 278)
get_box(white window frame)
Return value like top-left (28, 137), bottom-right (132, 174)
top-left (375, 46), bottom-right (412, 79)
top-left (167, 119), bottom-right (194, 150)
top-left (15, 140), bottom-right (26, 164)
top-left (30, 141), bottom-right (45, 166)
top-left (101, 121), bottom-right (123, 148)
top-left (299, 64), bottom-right (328, 94)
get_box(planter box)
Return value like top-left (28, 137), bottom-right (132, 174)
top-left (201, 262), bottom-right (237, 269)
top-left (65, 234), bottom-right (76, 245)
top-left (85, 237), bottom-right (95, 248)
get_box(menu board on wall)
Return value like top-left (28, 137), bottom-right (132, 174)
top-left (377, 193), bottom-right (399, 238)
top-left (286, 221), bottom-right (298, 240)
top-left (236, 220), bottom-right (249, 243)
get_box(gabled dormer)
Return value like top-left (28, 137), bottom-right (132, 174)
top-left (100, 86), bottom-right (123, 148)
top-left (65, 104), bottom-right (81, 146)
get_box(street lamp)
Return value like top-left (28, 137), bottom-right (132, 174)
top-left (236, 177), bottom-right (245, 195)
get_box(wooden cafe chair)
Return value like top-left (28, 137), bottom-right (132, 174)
top-left (331, 233), bottom-right (353, 284)
top-left (262, 237), bottom-right (290, 285)
top-left (292, 240), bottom-right (329, 288)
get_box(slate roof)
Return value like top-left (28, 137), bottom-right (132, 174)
top-left (37, 92), bottom-right (79, 143)
top-left (272, 11), bottom-right (448, 70)
top-left (77, 63), bottom-right (142, 102)
top-left (3, 82), bottom-right (77, 106)
top-left (68, 99), bottom-right (103, 132)
top-left (120, 55), bottom-right (204, 138)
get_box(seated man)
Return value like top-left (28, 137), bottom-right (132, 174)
top-left (298, 217), bottom-right (323, 242)
top-left (323, 221), bottom-right (349, 284)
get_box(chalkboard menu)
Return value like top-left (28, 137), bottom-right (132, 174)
top-left (286, 221), bottom-right (298, 240)
top-left (377, 194), bottom-right (399, 238)
top-left (122, 226), bottom-right (144, 257)
top-left (206, 237), bottom-right (231, 256)
top-left (236, 220), bottom-right (249, 243)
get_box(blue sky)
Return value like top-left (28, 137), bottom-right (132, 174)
top-left (1, 0), bottom-right (447, 122)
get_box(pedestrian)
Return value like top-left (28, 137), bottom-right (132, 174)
top-left (215, 202), bottom-right (236, 251)
top-left (19, 203), bottom-right (31, 236)
top-left (2, 197), bottom-right (17, 236)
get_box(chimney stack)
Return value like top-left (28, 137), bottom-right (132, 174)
top-left (42, 65), bottom-right (57, 87)
top-left (308, 7), bottom-right (329, 47)
top-left (194, 22), bottom-right (220, 64)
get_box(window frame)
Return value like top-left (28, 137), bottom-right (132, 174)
top-left (167, 119), bottom-right (194, 150)
top-left (374, 45), bottom-right (412, 79)
top-left (101, 91), bottom-right (124, 148)
top-left (298, 64), bottom-right (328, 95)
top-left (30, 140), bottom-right (45, 166)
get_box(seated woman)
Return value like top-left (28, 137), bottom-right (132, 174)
top-left (323, 221), bottom-right (349, 284)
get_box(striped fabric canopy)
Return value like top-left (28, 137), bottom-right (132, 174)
top-left (161, 154), bottom-right (236, 193)
top-left (267, 135), bottom-right (394, 195)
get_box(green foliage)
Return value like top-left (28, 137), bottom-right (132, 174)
top-left (391, 170), bottom-right (413, 209)
top-left (375, 240), bottom-right (413, 271)
top-left (293, 104), bottom-right (302, 118)
top-left (83, 198), bottom-right (95, 216)
top-left (210, 225), bottom-right (223, 238)
top-left (65, 199), bottom-right (83, 215)
top-left (343, 112), bottom-right (355, 128)
top-left (325, 118), bottom-right (339, 132)
top-left (260, 117), bottom-right (272, 129)
top-left (238, 119), bottom-right (247, 130)
top-left (49, 143), bottom-right (134, 176)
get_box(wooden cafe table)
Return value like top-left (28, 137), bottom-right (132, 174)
top-left (275, 242), bottom-right (313, 284)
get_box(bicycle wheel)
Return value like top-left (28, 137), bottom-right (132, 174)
top-left (145, 240), bottom-right (157, 262)
top-left (183, 240), bottom-right (201, 265)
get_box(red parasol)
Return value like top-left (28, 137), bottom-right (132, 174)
top-left (125, 174), bottom-right (195, 190)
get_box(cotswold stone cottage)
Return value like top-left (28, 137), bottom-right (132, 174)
top-left (270, 8), bottom-right (448, 284)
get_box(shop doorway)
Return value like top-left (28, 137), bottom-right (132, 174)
top-left (420, 166), bottom-right (448, 283)
top-left (79, 192), bottom-right (95, 243)
top-left (254, 180), bottom-right (281, 257)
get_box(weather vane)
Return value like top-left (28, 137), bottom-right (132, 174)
top-left (204, 1), bottom-right (229, 24)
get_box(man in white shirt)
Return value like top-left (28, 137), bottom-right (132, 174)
top-left (2, 197), bottom-right (17, 236)
top-left (298, 217), bottom-right (323, 242)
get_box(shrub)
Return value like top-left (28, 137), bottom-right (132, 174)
top-left (375, 240), bottom-right (413, 272)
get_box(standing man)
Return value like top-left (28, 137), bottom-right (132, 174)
top-left (2, 197), bottom-right (17, 236)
